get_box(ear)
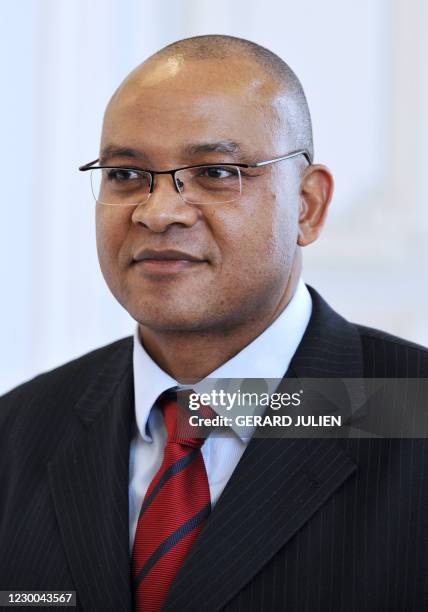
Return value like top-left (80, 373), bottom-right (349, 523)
top-left (297, 164), bottom-right (334, 246)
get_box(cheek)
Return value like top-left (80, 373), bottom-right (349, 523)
top-left (95, 205), bottom-right (129, 274)
top-left (261, 174), bottom-right (301, 264)
top-left (269, 197), bottom-right (300, 259)
top-left (216, 190), bottom-right (299, 272)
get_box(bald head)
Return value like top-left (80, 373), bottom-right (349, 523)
top-left (106, 34), bottom-right (314, 162)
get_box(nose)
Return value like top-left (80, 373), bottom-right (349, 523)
top-left (131, 173), bottom-right (200, 233)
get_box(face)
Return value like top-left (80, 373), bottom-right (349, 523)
top-left (95, 57), bottom-right (306, 333)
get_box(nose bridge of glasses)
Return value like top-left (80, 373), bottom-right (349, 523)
top-left (152, 169), bottom-right (182, 195)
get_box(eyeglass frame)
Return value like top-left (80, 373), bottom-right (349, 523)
top-left (78, 148), bottom-right (312, 204)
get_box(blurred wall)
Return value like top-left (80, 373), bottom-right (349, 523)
top-left (1, 0), bottom-right (427, 394)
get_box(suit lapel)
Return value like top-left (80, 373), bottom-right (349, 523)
top-left (164, 286), bottom-right (364, 611)
top-left (48, 339), bottom-right (135, 612)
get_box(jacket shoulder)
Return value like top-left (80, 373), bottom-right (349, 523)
top-left (355, 323), bottom-right (428, 377)
top-left (0, 336), bottom-right (133, 422)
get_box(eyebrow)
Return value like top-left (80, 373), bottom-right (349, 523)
top-left (99, 145), bottom-right (145, 164)
top-left (99, 140), bottom-right (245, 165)
top-left (183, 140), bottom-right (243, 157)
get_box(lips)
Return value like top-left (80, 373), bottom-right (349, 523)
top-left (132, 248), bottom-right (207, 276)
top-left (133, 248), bottom-right (205, 263)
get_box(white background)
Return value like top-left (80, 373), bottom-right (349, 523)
top-left (1, 0), bottom-right (427, 394)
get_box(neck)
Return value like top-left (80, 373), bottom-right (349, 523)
top-left (138, 254), bottom-right (302, 383)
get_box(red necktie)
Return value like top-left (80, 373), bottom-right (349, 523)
top-left (131, 390), bottom-right (211, 611)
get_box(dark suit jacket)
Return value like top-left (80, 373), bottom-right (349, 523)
top-left (1, 287), bottom-right (427, 611)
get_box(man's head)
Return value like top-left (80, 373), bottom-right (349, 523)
top-left (95, 35), bottom-right (333, 335)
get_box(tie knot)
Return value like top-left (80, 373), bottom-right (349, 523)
top-left (157, 389), bottom-right (215, 449)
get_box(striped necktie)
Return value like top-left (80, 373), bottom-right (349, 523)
top-left (131, 389), bottom-right (211, 611)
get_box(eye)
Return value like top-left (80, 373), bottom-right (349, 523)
top-left (101, 168), bottom-right (151, 194)
top-left (105, 168), bottom-right (141, 182)
top-left (198, 166), bottom-right (238, 179)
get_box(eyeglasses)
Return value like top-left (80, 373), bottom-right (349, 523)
top-left (78, 149), bottom-right (311, 207)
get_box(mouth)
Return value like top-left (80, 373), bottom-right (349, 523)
top-left (132, 248), bottom-right (208, 276)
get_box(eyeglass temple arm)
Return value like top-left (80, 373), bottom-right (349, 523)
top-left (251, 150), bottom-right (312, 168)
top-left (79, 159), bottom-right (100, 172)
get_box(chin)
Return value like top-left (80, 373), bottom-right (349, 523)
top-left (130, 304), bottom-right (210, 332)
top-left (136, 315), bottom-right (209, 332)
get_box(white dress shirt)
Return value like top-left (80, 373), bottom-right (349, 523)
top-left (128, 278), bottom-right (312, 552)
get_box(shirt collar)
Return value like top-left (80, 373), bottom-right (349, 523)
top-left (132, 278), bottom-right (312, 443)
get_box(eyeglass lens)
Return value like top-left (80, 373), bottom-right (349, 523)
top-left (90, 165), bottom-right (242, 206)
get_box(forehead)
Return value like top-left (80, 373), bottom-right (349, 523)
top-left (101, 58), bottom-right (290, 162)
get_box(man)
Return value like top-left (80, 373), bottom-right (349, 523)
top-left (0, 35), bottom-right (427, 612)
